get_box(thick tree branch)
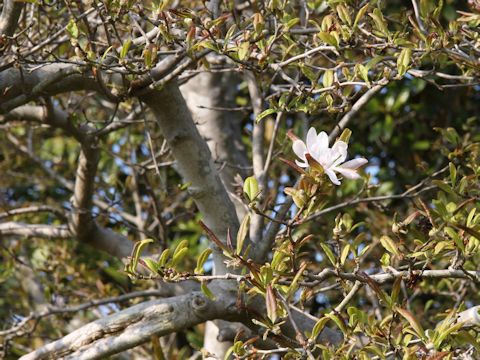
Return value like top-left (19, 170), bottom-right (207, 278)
top-left (0, 0), bottom-right (23, 37)
top-left (181, 70), bottom-right (249, 220)
top-left (140, 82), bottom-right (240, 274)
top-left (20, 289), bottom-right (238, 360)
top-left (181, 69), bottom-right (250, 357)
top-left (0, 64), bottom-right (97, 113)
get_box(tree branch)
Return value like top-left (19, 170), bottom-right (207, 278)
top-left (0, 0), bottom-right (23, 38)
top-left (19, 289), bottom-right (238, 360)
top-left (140, 82), bottom-right (240, 274)
top-left (0, 222), bottom-right (71, 239)
top-left (328, 79), bottom-right (389, 143)
top-left (245, 70), bottom-right (266, 245)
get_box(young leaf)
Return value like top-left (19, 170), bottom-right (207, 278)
top-left (379, 235), bottom-right (401, 256)
top-left (158, 248), bottom-right (170, 267)
top-left (201, 282), bottom-right (216, 300)
top-left (66, 19), bottom-right (79, 39)
top-left (143, 258), bottom-right (160, 274)
top-left (266, 284), bottom-right (278, 323)
top-left (449, 162), bottom-right (457, 186)
top-left (323, 70), bottom-right (334, 88)
top-left (353, 4), bottom-right (369, 29)
top-left (129, 239), bottom-right (154, 273)
top-left (396, 306), bottom-right (426, 340)
top-left (195, 248), bottom-right (212, 274)
top-left (286, 263), bottom-right (307, 299)
top-left (338, 128), bottom-right (352, 144)
top-left (340, 244), bottom-right (351, 266)
top-left (397, 48), bottom-right (412, 76)
top-left (120, 39), bottom-right (132, 59)
top-left (236, 214), bottom-right (250, 255)
top-left (173, 240), bottom-right (189, 259)
top-left (244, 176), bottom-right (260, 202)
top-left (311, 316), bottom-right (330, 340)
top-left (256, 108), bottom-right (276, 123)
top-left (320, 243), bottom-right (337, 266)
top-left (170, 247), bottom-right (188, 267)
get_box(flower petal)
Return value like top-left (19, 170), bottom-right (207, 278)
top-left (334, 167), bottom-right (361, 179)
top-left (306, 127), bottom-right (317, 152)
top-left (325, 168), bottom-right (341, 185)
top-left (329, 141), bottom-right (348, 167)
top-left (292, 140), bottom-right (307, 160)
top-left (340, 158), bottom-right (368, 170)
top-left (310, 131), bottom-right (329, 161)
top-left (316, 131), bottom-right (329, 152)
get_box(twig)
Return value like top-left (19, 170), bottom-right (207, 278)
top-left (328, 78), bottom-right (389, 144)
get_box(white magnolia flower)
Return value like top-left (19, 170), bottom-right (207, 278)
top-left (292, 127), bottom-right (368, 185)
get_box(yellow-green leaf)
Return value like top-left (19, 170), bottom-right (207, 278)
top-left (244, 176), bottom-right (260, 201)
top-left (195, 248), bottom-right (212, 274)
top-left (396, 307), bottom-right (425, 340)
top-left (236, 214), bottom-right (250, 255)
top-left (379, 235), bottom-right (401, 256)
top-left (201, 282), bottom-right (216, 300)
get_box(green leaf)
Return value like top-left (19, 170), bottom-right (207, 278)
top-left (449, 162), bottom-right (457, 187)
top-left (444, 227), bottom-right (464, 252)
top-left (170, 247), bottom-right (189, 267)
top-left (368, 9), bottom-right (388, 36)
top-left (66, 19), bottom-right (79, 39)
top-left (236, 214), bottom-right (250, 255)
top-left (120, 39), bottom-right (132, 59)
top-left (353, 4), bottom-right (369, 29)
top-left (379, 235), bottom-right (401, 256)
top-left (158, 249), bottom-right (170, 267)
top-left (201, 282), bottom-right (216, 300)
top-left (195, 248), bottom-right (212, 274)
top-left (173, 240), bottom-right (189, 259)
top-left (100, 46), bottom-right (114, 61)
top-left (323, 70), bottom-right (334, 87)
top-left (266, 284), bottom-right (278, 323)
top-left (320, 243), bottom-right (337, 266)
top-left (143, 258), bottom-right (160, 274)
top-left (311, 316), bottom-right (330, 340)
top-left (244, 176), bottom-right (260, 201)
top-left (326, 313), bottom-right (348, 335)
top-left (128, 239), bottom-right (154, 274)
top-left (238, 41), bottom-right (249, 60)
top-left (396, 307), bottom-right (426, 340)
top-left (318, 31), bottom-right (339, 48)
top-left (340, 244), bottom-right (350, 266)
top-left (286, 263), bottom-right (306, 299)
top-left (355, 64), bottom-right (369, 84)
top-left (432, 180), bottom-right (455, 195)
top-left (256, 108), bottom-right (276, 123)
top-left (336, 4), bottom-right (352, 26)
top-left (397, 48), bottom-right (412, 76)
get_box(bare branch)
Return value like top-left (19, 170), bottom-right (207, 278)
top-left (0, 205), bottom-right (65, 221)
top-left (328, 79), bottom-right (389, 144)
top-left (0, 222), bottom-right (71, 239)
top-left (245, 70), bottom-right (265, 245)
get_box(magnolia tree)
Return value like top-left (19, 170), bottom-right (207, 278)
top-left (1, 0), bottom-right (480, 359)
